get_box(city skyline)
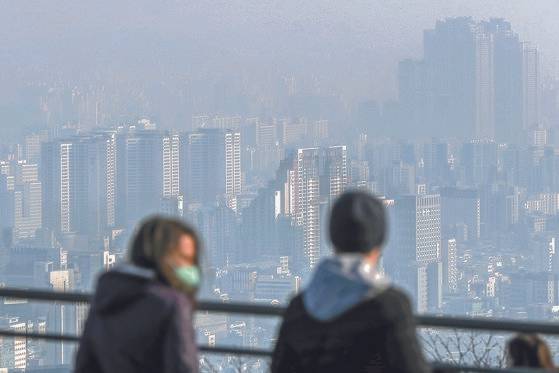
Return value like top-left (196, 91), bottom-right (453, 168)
top-left (1, 10), bottom-right (559, 371)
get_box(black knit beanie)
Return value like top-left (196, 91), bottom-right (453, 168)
top-left (329, 190), bottom-right (387, 253)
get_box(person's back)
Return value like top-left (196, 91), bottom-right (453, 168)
top-left (272, 191), bottom-right (431, 373)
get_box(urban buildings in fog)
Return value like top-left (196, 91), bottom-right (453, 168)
top-left (0, 13), bottom-right (558, 370)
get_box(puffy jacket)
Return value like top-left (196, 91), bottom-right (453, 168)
top-left (75, 264), bottom-right (198, 373)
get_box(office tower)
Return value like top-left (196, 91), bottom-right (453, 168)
top-left (253, 121), bottom-right (283, 177)
top-left (279, 146), bottom-right (350, 271)
top-left (49, 269), bottom-right (76, 365)
top-left (484, 19), bottom-right (523, 144)
top-left (239, 155), bottom-right (303, 268)
top-left (398, 59), bottom-right (427, 138)
top-left (13, 163), bottom-right (42, 241)
top-left (210, 116), bottom-right (242, 131)
top-left (281, 119), bottom-right (307, 146)
top-left (423, 17), bottom-right (476, 138)
top-left (440, 187), bottom-right (480, 242)
top-left (0, 175), bottom-right (14, 246)
top-left (41, 133), bottom-right (116, 239)
top-left (523, 42), bottom-right (540, 131)
top-left (501, 272), bottom-right (556, 318)
top-left (533, 236), bottom-right (558, 274)
top-left (188, 204), bottom-right (238, 268)
top-left (309, 120), bottom-right (329, 145)
top-left (116, 128), bottom-right (163, 227)
top-left (24, 131), bottom-right (49, 164)
top-left (321, 145), bottom-right (348, 203)
top-left (479, 184), bottom-right (520, 239)
top-left (0, 318), bottom-right (27, 369)
top-left (256, 122), bottom-right (277, 148)
top-left (392, 194), bottom-right (442, 312)
top-left (474, 24), bottom-right (495, 140)
top-left (181, 128), bottom-right (242, 211)
top-left (399, 18), bottom-right (533, 142)
top-left (0, 162), bottom-right (42, 242)
top-left (460, 140), bottom-right (498, 187)
top-left (423, 141), bottom-right (450, 187)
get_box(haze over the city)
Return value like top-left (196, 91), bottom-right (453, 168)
top-left (2, 1), bottom-right (559, 371)
top-left (0, 0), bottom-right (558, 138)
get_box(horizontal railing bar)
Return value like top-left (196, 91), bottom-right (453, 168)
top-left (198, 345), bottom-right (272, 357)
top-left (0, 329), bottom-right (272, 356)
top-left (2, 287), bottom-right (559, 335)
top-left (0, 329), bottom-right (546, 372)
top-left (432, 363), bottom-right (545, 373)
top-left (0, 329), bottom-right (80, 342)
top-left (416, 314), bottom-right (559, 335)
top-left (197, 300), bottom-right (284, 316)
top-left (0, 287), bottom-right (91, 303)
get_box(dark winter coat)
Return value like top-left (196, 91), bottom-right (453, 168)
top-left (75, 264), bottom-right (198, 373)
top-left (271, 255), bottom-right (431, 373)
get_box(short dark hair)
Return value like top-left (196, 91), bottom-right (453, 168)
top-left (129, 216), bottom-right (201, 270)
top-left (329, 190), bottom-right (387, 254)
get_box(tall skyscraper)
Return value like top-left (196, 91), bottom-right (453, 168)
top-left (423, 17), bottom-right (476, 138)
top-left (225, 130), bottom-right (242, 211)
top-left (392, 194), bottom-right (442, 312)
top-left (41, 133), bottom-right (116, 240)
top-left (162, 132), bottom-right (180, 198)
top-left (181, 128), bottom-right (242, 211)
top-left (485, 19), bottom-right (523, 144)
top-left (280, 146), bottom-right (350, 271)
top-left (474, 24), bottom-right (495, 140)
top-left (523, 42), bottom-right (540, 131)
top-left (440, 187), bottom-right (480, 242)
top-left (399, 18), bottom-right (536, 143)
top-left (293, 148), bottom-right (321, 271)
top-left (13, 163), bottom-right (42, 241)
top-left (116, 127), bottom-right (163, 228)
top-left (321, 145), bottom-right (348, 203)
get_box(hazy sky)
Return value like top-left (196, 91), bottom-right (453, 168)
top-left (0, 0), bottom-right (557, 101)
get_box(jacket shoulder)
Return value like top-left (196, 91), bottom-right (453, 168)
top-left (362, 286), bottom-right (415, 323)
top-left (146, 282), bottom-right (193, 311)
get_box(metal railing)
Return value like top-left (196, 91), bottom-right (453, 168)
top-left (0, 287), bottom-right (553, 372)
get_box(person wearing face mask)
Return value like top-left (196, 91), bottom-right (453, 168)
top-left (75, 216), bottom-right (201, 373)
top-left (272, 191), bottom-right (431, 373)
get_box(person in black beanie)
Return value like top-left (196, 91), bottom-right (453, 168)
top-left (272, 190), bottom-right (431, 373)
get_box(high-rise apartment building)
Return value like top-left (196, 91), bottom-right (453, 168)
top-left (283, 146), bottom-right (349, 271)
top-left (293, 148), bottom-right (321, 270)
top-left (392, 194), bottom-right (442, 312)
top-left (41, 133), bottom-right (116, 239)
top-left (13, 163), bottom-right (42, 240)
top-left (0, 162), bottom-right (42, 242)
top-left (116, 128), bottom-right (163, 228)
top-left (162, 132), bottom-right (180, 198)
top-left (181, 128), bottom-right (242, 211)
top-left (321, 145), bottom-right (348, 203)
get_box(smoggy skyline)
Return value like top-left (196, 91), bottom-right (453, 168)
top-left (1, 1), bottom-right (557, 101)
